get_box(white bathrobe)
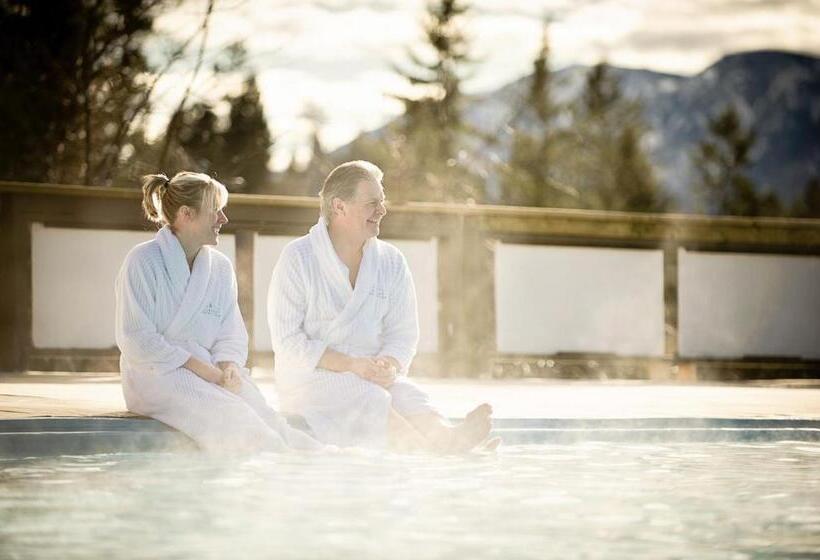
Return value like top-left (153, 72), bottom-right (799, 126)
top-left (115, 226), bottom-right (316, 453)
top-left (267, 217), bottom-right (437, 448)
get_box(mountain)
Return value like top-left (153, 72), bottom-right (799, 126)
top-left (338, 50), bottom-right (820, 210)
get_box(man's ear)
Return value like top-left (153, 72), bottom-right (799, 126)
top-left (331, 197), bottom-right (346, 217)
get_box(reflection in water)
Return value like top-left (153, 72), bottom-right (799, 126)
top-left (1, 442), bottom-right (820, 559)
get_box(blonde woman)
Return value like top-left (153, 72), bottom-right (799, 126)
top-left (115, 172), bottom-right (321, 453)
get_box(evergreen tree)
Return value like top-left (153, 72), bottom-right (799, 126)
top-left (693, 104), bottom-right (781, 216)
top-left (220, 75), bottom-right (273, 193)
top-left (500, 23), bottom-right (579, 208)
top-left (791, 176), bottom-right (820, 218)
top-left (571, 62), bottom-right (667, 212)
top-left (389, 0), bottom-right (481, 202)
top-left (0, 0), bottom-right (160, 185)
top-left (176, 102), bottom-right (224, 173)
top-left (396, 0), bottom-right (468, 159)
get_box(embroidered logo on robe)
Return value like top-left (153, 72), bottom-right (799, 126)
top-left (201, 302), bottom-right (222, 318)
top-left (369, 287), bottom-right (388, 300)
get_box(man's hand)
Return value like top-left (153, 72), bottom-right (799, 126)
top-left (375, 356), bottom-right (400, 374)
top-left (218, 362), bottom-right (243, 394)
top-left (349, 357), bottom-right (396, 388)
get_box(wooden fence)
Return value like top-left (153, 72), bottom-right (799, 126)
top-left (2, 181), bottom-right (819, 379)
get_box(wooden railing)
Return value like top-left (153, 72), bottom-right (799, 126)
top-left (2, 181), bottom-right (819, 379)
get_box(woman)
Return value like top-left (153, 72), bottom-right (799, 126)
top-left (115, 171), bottom-right (321, 453)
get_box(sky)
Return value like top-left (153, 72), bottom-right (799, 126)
top-left (148, 0), bottom-right (820, 170)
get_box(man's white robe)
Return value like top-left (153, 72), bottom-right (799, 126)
top-left (268, 217), bottom-right (437, 447)
top-left (115, 226), bottom-right (316, 453)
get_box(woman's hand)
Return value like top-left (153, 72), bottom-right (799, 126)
top-left (218, 362), bottom-right (243, 394)
top-left (348, 357), bottom-right (396, 388)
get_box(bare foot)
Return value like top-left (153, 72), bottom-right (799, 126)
top-left (478, 436), bottom-right (502, 452)
top-left (446, 403), bottom-right (493, 453)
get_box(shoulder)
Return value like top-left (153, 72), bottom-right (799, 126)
top-left (122, 238), bottom-right (161, 272)
top-left (374, 239), bottom-right (410, 276)
top-left (279, 234), bottom-right (314, 264)
top-left (209, 247), bottom-right (235, 273)
top-left (375, 238), bottom-right (408, 265)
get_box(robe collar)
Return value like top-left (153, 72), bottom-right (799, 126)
top-left (156, 225), bottom-right (213, 339)
top-left (309, 216), bottom-right (381, 343)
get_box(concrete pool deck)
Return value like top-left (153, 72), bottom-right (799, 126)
top-left (2, 371), bottom-right (820, 420)
top-left (2, 372), bottom-right (820, 457)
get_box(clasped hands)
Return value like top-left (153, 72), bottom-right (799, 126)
top-left (217, 361), bottom-right (243, 394)
top-left (349, 356), bottom-right (399, 388)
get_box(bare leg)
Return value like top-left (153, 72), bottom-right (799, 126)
top-left (387, 408), bottom-right (436, 453)
top-left (404, 403), bottom-right (494, 453)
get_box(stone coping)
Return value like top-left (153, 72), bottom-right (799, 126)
top-left (2, 417), bottom-right (819, 460)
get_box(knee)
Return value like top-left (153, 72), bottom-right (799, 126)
top-left (365, 383), bottom-right (392, 407)
top-left (388, 378), bottom-right (425, 400)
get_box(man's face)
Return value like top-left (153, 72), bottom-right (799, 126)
top-left (336, 179), bottom-right (387, 241)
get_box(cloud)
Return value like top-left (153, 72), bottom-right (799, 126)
top-left (150, 0), bottom-right (820, 167)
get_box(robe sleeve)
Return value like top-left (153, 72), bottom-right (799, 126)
top-left (378, 253), bottom-right (419, 374)
top-left (115, 252), bottom-right (191, 374)
top-left (267, 245), bottom-right (328, 373)
top-left (210, 259), bottom-right (249, 366)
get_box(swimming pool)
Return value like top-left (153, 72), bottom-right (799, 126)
top-left (2, 436), bottom-right (819, 558)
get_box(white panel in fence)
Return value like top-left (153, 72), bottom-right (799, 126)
top-left (254, 235), bottom-right (438, 353)
top-left (31, 224), bottom-right (235, 348)
top-left (678, 248), bottom-right (820, 359)
top-left (495, 243), bottom-right (665, 356)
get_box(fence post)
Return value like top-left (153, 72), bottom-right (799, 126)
top-left (0, 195), bottom-right (31, 373)
top-left (663, 244), bottom-right (679, 359)
top-left (235, 230), bottom-right (256, 366)
top-left (436, 212), bottom-right (496, 377)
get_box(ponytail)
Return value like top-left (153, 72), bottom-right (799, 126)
top-left (141, 174), bottom-right (170, 225)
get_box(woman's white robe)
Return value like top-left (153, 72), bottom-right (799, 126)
top-left (267, 217), bottom-right (438, 447)
top-left (115, 226), bottom-right (317, 453)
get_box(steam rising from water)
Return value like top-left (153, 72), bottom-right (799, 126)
top-left (2, 442), bottom-right (819, 559)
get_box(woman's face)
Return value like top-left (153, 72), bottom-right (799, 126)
top-left (179, 197), bottom-right (228, 247)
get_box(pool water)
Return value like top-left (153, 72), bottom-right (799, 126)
top-left (1, 442), bottom-right (819, 559)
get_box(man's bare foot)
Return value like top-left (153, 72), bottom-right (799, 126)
top-left (446, 403), bottom-right (493, 453)
top-left (478, 436), bottom-right (502, 452)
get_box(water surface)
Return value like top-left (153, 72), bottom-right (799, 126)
top-left (1, 442), bottom-right (819, 559)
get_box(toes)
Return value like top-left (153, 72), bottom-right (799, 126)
top-left (466, 403), bottom-right (493, 421)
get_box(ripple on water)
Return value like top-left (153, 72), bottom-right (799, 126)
top-left (0, 442), bottom-right (819, 559)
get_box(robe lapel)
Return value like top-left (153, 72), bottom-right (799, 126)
top-left (308, 217), bottom-right (352, 302)
top-left (156, 226), bottom-right (214, 340)
top-left (156, 225), bottom-right (189, 301)
top-left (308, 217), bottom-right (382, 344)
top-left (323, 238), bottom-right (380, 343)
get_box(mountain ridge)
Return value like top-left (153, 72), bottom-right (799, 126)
top-left (337, 49), bottom-right (820, 210)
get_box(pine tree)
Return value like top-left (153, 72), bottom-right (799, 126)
top-left (791, 176), bottom-right (820, 218)
top-left (500, 23), bottom-right (579, 208)
top-left (390, 0), bottom-right (480, 202)
top-left (176, 102), bottom-right (224, 173)
top-left (693, 104), bottom-right (781, 216)
top-left (220, 75), bottom-right (273, 193)
top-left (396, 0), bottom-right (469, 159)
top-left (571, 62), bottom-right (667, 212)
top-left (0, 0), bottom-right (159, 185)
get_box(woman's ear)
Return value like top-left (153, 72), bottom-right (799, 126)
top-left (177, 205), bottom-right (194, 223)
top-left (331, 197), bottom-right (345, 217)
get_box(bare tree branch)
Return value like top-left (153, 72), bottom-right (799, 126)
top-left (157, 0), bottom-right (216, 170)
top-left (99, 1), bottom-right (214, 183)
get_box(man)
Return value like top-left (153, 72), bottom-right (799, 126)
top-left (267, 160), bottom-right (494, 451)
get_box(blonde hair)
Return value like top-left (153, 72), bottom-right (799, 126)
top-left (141, 171), bottom-right (228, 226)
top-left (318, 160), bottom-right (383, 220)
